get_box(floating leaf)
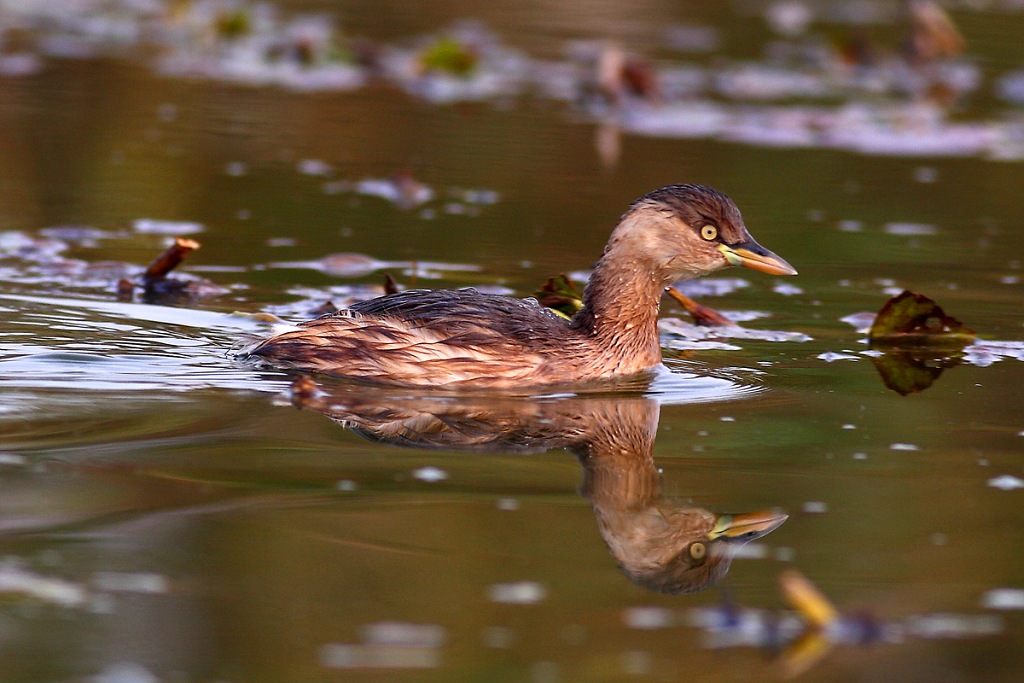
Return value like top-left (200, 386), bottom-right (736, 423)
top-left (868, 290), bottom-right (975, 348)
top-left (870, 351), bottom-right (961, 396)
top-left (534, 274), bottom-right (582, 320)
top-left (418, 37), bottom-right (478, 77)
top-left (665, 286), bottom-right (733, 326)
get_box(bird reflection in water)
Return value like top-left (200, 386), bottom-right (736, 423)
top-left (286, 376), bottom-right (787, 595)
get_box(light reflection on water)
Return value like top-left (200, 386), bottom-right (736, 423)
top-left (0, 293), bottom-right (285, 397)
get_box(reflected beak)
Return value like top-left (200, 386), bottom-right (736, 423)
top-left (719, 240), bottom-right (798, 276)
top-left (709, 509), bottom-right (789, 543)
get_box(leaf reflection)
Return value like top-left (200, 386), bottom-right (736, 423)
top-left (286, 376), bottom-right (787, 595)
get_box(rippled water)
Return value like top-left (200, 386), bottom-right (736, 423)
top-left (2, 2), bottom-right (1024, 682)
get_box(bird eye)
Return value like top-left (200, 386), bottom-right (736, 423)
top-left (689, 542), bottom-right (707, 561)
top-left (700, 225), bottom-right (718, 241)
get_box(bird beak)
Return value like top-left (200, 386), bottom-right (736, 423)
top-left (709, 509), bottom-right (789, 543)
top-left (719, 240), bottom-right (798, 276)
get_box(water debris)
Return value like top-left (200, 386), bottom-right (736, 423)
top-left (143, 237), bottom-right (200, 280)
top-left (622, 606), bottom-right (675, 630)
top-left (595, 43), bottom-right (661, 105)
top-left (224, 160), bottom-right (248, 176)
top-left (90, 662), bottom-right (160, 683)
top-left (661, 317), bottom-right (811, 346)
top-left (418, 36), bottom-right (478, 77)
top-left (112, 236), bottom-right (223, 302)
top-left (779, 569), bottom-right (839, 630)
top-left (905, 613), bottom-right (1002, 638)
top-left (773, 282), bottom-right (803, 296)
top-left (868, 290), bottom-right (975, 348)
top-left (842, 304), bottom-right (1023, 392)
top-left (132, 218), bottom-right (204, 235)
top-left (961, 341), bottom-right (1024, 367)
top-left (670, 277), bottom-right (750, 297)
top-left (533, 274), bottom-right (583, 319)
top-left (320, 643), bottom-right (441, 669)
top-left (487, 581), bottom-right (547, 605)
top-left (320, 622), bottom-right (446, 670)
top-left (412, 466), bottom-right (448, 483)
top-left (156, 5), bottom-right (366, 92)
top-left (870, 349), bottom-right (960, 395)
top-left (264, 284), bottom-right (390, 318)
top-left (982, 588), bottom-right (1024, 610)
top-left (0, 452), bottom-right (28, 466)
top-left (363, 621), bottom-right (447, 648)
top-left (883, 222), bottom-right (937, 236)
top-left (987, 474), bottom-right (1024, 491)
top-left (4, 1), bottom-right (1022, 160)
top-left (354, 175), bottom-right (434, 208)
top-left (92, 571), bottom-right (169, 594)
top-left (815, 352), bottom-right (856, 362)
top-left (840, 311), bottom-right (879, 334)
top-left (297, 158), bottom-right (334, 176)
top-left (0, 559), bottom-right (88, 608)
top-left (39, 225), bottom-right (116, 245)
top-left (382, 22), bottom-right (529, 104)
top-left (889, 443), bottom-right (920, 451)
top-left (665, 286), bottom-right (733, 326)
top-left (270, 253), bottom-right (479, 279)
top-left (905, 0), bottom-right (966, 62)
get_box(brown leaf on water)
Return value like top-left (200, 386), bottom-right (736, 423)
top-left (868, 290), bottom-right (975, 348)
top-left (534, 274), bottom-right (583, 320)
top-left (870, 350), bottom-right (961, 396)
top-left (665, 286), bottom-right (733, 326)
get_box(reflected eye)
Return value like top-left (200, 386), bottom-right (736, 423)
top-left (689, 542), bottom-right (707, 561)
top-left (700, 225), bottom-right (718, 241)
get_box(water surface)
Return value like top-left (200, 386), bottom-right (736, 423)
top-left (1, 2), bottom-right (1023, 681)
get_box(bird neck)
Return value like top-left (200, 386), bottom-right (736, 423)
top-left (570, 243), bottom-right (669, 371)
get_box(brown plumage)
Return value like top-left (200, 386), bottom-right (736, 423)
top-left (286, 378), bottom-right (788, 594)
top-left (241, 184), bottom-right (796, 388)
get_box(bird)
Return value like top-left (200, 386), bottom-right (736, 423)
top-left (240, 184), bottom-right (797, 388)
top-left (286, 377), bottom-right (788, 594)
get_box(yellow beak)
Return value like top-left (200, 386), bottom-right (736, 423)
top-left (719, 241), bottom-right (798, 276)
top-left (709, 509), bottom-right (789, 542)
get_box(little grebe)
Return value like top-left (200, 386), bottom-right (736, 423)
top-left (242, 184), bottom-right (797, 388)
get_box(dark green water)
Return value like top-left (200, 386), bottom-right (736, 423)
top-left (1, 2), bottom-right (1023, 681)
